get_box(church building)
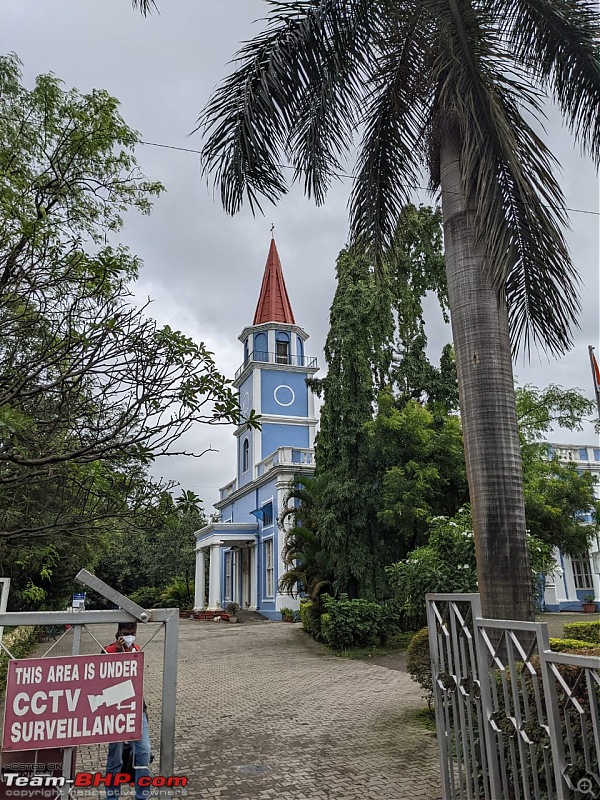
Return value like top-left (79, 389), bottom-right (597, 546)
top-left (194, 239), bottom-right (319, 618)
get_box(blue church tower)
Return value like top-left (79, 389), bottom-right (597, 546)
top-left (194, 239), bottom-right (318, 618)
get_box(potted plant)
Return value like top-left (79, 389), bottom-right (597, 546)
top-left (226, 602), bottom-right (240, 623)
top-left (582, 593), bottom-right (597, 613)
top-left (280, 606), bottom-right (294, 622)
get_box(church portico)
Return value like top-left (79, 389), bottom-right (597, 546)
top-left (195, 523), bottom-right (258, 610)
top-left (194, 237), bottom-right (318, 619)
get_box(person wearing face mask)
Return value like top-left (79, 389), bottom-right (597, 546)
top-left (103, 622), bottom-right (151, 800)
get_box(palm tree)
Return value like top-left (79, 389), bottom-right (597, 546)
top-left (175, 489), bottom-right (203, 516)
top-left (196, 1), bottom-right (600, 621)
top-left (278, 476), bottom-right (333, 602)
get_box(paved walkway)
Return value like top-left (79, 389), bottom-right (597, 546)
top-left (28, 619), bottom-right (441, 800)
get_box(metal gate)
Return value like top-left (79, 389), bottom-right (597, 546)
top-left (426, 593), bottom-right (600, 800)
top-left (0, 570), bottom-right (179, 799)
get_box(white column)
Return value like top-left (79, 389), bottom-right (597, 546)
top-left (232, 550), bottom-right (239, 605)
top-left (250, 546), bottom-right (257, 610)
top-left (193, 548), bottom-right (205, 611)
top-left (208, 543), bottom-right (222, 610)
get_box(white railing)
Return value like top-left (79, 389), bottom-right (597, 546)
top-left (219, 479), bottom-right (237, 501)
top-left (219, 448), bottom-right (314, 501)
top-left (256, 447), bottom-right (314, 477)
top-left (235, 352), bottom-right (317, 380)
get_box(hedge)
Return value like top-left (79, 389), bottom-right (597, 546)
top-left (320, 595), bottom-right (386, 650)
top-left (406, 634), bottom-right (600, 712)
top-left (549, 637), bottom-right (600, 654)
top-left (300, 595), bottom-right (407, 650)
top-left (562, 620), bottom-right (600, 644)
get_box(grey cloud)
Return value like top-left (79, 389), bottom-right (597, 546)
top-left (3, 0), bottom-right (598, 510)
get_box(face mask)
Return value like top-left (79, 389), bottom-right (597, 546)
top-left (122, 635), bottom-right (136, 647)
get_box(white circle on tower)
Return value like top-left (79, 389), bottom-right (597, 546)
top-left (274, 385), bottom-right (295, 407)
top-left (241, 392), bottom-right (250, 416)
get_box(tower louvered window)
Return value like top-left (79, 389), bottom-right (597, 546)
top-left (242, 439), bottom-right (249, 472)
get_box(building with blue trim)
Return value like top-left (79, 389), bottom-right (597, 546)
top-left (543, 442), bottom-right (600, 611)
top-left (194, 239), bottom-right (318, 618)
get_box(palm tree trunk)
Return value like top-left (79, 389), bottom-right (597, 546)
top-left (439, 135), bottom-right (534, 622)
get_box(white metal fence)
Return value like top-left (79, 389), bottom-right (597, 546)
top-left (426, 593), bottom-right (600, 800)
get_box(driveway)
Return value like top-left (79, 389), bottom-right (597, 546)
top-left (36, 619), bottom-right (441, 800)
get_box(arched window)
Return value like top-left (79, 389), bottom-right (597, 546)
top-left (243, 338), bottom-right (249, 365)
top-left (296, 335), bottom-right (304, 366)
top-left (242, 438), bottom-right (249, 473)
top-left (253, 332), bottom-right (267, 362)
top-left (276, 331), bottom-right (290, 364)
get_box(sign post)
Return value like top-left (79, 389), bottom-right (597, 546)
top-left (0, 571), bottom-right (178, 799)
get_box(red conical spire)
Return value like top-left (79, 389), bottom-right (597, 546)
top-left (253, 238), bottom-right (295, 325)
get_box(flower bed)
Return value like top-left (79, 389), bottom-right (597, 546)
top-left (180, 610), bottom-right (231, 621)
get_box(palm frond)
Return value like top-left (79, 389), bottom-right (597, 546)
top-left (131, 0), bottom-right (157, 15)
top-left (500, 0), bottom-right (600, 164)
top-left (432, 0), bottom-right (580, 355)
top-left (198, 0), bottom-right (376, 214)
top-left (349, 10), bottom-right (430, 262)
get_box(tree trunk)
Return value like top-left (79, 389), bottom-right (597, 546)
top-left (439, 135), bottom-right (534, 622)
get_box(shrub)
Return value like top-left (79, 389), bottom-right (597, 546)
top-left (406, 628), bottom-right (433, 708)
top-left (0, 626), bottom-right (41, 691)
top-left (562, 621), bottom-right (600, 643)
top-left (319, 594), bottom-right (385, 650)
top-left (386, 508), bottom-right (556, 628)
top-left (299, 599), bottom-right (321, 639)
top-left (549, 637), bottom-right (600, 654)
top-left (159, 577), bottom-right (194, 610)
top-left (129, 586), bottom-right (162, 608)
top-left (379, 597), bottom-right (411, 635)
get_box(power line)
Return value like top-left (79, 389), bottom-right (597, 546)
top-left (141, 139), bottom-right (600, 219)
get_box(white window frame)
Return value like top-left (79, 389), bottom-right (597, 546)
top-left (264, 538), bottom-right (274, 597)
top-left (225, 551), bottom-right (232, 600)
top-left (572, 558), bottom-right (594, 590)
top-left (242, 438), bottom-right (249, 473)
top-left (261, 501), bottom-right (274, 528)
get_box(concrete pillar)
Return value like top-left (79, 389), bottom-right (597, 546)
top-left (208, 544), bottom-right (222, 610)
top-left (250, 545), bottom-right (257, 610)
top-left (193, 548), bottom-right (205, 610)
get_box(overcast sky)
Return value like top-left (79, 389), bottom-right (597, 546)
top-left (3, 1), bottom-right (599, 511)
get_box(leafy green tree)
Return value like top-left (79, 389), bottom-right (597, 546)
top-left (386, 508), bottom-right (555, 628)
top-left (175, 490), bottom-right (203, 515)
top-left (0, 533), bottom-right (104, 610)
top-left (369, 392), bottom-right (468, 560)
top-left (0, 56), bottom-right (242, 539)
top-left (94, 490), bottom-right (206, 601)
top-left (199, 0), bottom-right (600, 621)
top-left (517, 384), bottom-right (599, 556)
top-left (310, 248), bottom-right (389, 598)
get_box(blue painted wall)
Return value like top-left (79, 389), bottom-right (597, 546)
top-left (261, 424), bottom-right (309, 459)
top-left (232, 491), bottom-right (257, 521)
top-left (238, 375), bottom-right (253, 413)
top-left (261, 370), bottom-right (308, 417)
top-left (238, 432), bottom-right (253, 488)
